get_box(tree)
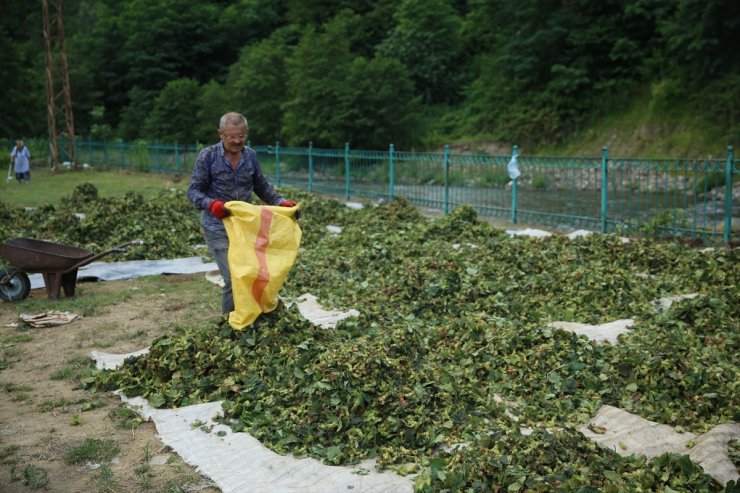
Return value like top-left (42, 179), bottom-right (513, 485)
top-left (283, 0), bottom-right (396, 57)
top-left (24, 0), bottom-right (739, 150)
top-left (461, 0), bottom-right (569, 142)
top-left (461, 0), bottom-right (668, 144)
top-left (659, 0), bottom-right (740, 81)
top-left (143, 78), bottom-right (202, 143)
top-left (118, 86), bottom-right (156, 141)
top-left (89, 106), bottom-right (113, 141)
top-left (0, 25), bottom-right (45, 138)
top-left (195, 80), bottom-right (230, 144)
top-left (0, 3), bottom-right (46, 138)
top-left (376, 0), bottom-right (463, 105)
top-left (335, 57), bottom-right (421, 149)
top-left (281, 11), bottom-right (358, 146)
top-left (221, 0), bottom-right (287, 47)
top-left (226, 34), bottom-right (292, 145)
top-left (69, 1), bottom-right (130, 128)
top-left (72, 0), bottom-right (229, 129)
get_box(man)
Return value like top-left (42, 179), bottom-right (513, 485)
top-left (187, 112), bottom-right (296, 314)
top-left (10, 139), bottom-right (30, 183)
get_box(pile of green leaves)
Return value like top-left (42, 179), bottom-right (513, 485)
top-left (415, 428), bottom-right (724, 492)
top-left (93, 195), bottom-right (737, 491)
top-left (0, 183), bottom-right (203, 259)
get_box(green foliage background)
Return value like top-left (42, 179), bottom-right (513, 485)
top-left (2, 0), bottom-right (739, 155)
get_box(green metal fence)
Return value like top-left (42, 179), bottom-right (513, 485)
top-left (72, 139), bottom-right (199, 174)
top-left (3, 138), bottom-right (200, 175)
top-left (257, 142), bottom-right (737, 245)
top-left (3, 137), bottom-right (737, 244)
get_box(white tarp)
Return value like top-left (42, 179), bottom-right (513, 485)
top-left (581, 405), bottom-right (739, 487)
top-left (289, 293), bottom-right (360, 329)
top-left (549, 319), bottom-right (635, 345)
top-left (549, 294), bottom-right (701, 345)
top-left (116, 395), bottom-right (413, 493)
top-left (91, 348), bottom-right (150, 370)
top-left (505, 228), bottom-right (553, 238)
top-left (655, 293), bottom-right (700, 311)
top-left (28, 256), bottom-right (217, 289)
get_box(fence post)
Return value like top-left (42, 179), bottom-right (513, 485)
top-left (344, 142), bottom-right (350, 200)
top-left (308, 141), bottom-right (313, 192)
top-left (175, 141), bottom-right (179, 173)
top-left (601, 146), bottom-right (609, 233)
top-left (389, 143), bottom-right (395, 198)
top-left (444, 144), bottom-right (450, 214)
top-left (275, 141), bottom-right (281, 186)
top-left (155, 140), bottom-right (160, 173)
top-left (511, 145), bottom-right (518, 224)
top-left (724, 145), bottom-right (735, 244)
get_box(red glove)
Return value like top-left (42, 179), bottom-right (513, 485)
top-left (209, 200), bottom-right (229, 219)
top-left (280, 200), bottom-right (297, 207)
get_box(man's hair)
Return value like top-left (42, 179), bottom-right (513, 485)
top-left (219, 112), bottom-right (248, 130)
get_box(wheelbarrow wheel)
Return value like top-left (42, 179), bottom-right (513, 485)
top-left (0, 269), bottom-right (31, 302)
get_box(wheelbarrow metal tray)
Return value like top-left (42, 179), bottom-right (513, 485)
top-left (1, 238), bottom-right (142, 301)
top-left (0, 238), bottom-right (93, 273)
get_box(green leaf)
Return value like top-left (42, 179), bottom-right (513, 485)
top-left (148, 393), bottom-right (166, 408)
top-left (603, 470), bottom-right (621, 483)
top-left (507, 482), bottom-right (522, 492)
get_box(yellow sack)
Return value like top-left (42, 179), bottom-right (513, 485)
top-left (222, 201), bottom-right (302, 330)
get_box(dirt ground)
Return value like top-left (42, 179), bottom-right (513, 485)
top-left (0, 274), bottom-right (223, 493)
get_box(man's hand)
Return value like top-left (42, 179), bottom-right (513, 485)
top-left (209, 200), bottom-right (229, 219)
top-left (280, 200), bottom-right (297, 207)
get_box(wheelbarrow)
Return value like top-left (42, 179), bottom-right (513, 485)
top-left (0, 238), bottom-right (144, 301)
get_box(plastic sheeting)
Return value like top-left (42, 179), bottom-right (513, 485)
top-left (549, 293), bottom-right (701, 345)
top-left (505, 228), bottom-right (553, 238)
top-left (28, 256), bottom-right (217, 290)
top-left (581, 405), bottom-right (739, 487)
top-left (114, 395), bottom-right (413, 493)
top-left (289, 293), bottom-right (360, 329)
top-left (549, 319), bottom-right (635, 345)
top-left (91, 348), bottom-right (150, 370)
top-left (506, 228), bottom-right (632, 243)
top-left (655, 293), bottom-right (700, 311)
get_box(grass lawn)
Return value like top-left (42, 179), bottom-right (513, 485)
top-left (1, 166), bottom-right (189, 208)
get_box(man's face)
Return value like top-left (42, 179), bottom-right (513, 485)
top-left (218, 124), bottom-right (247, 154)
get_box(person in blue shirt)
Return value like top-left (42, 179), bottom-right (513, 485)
top-left (187, 112), bottom-right (296, 314)
top-left (10, 139), bottom-right (31, 183)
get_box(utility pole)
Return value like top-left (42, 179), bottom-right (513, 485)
top-left (42, 0), bottom-right (76, 170)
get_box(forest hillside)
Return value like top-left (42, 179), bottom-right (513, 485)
top-left (2, 0), bottom-right (739, 157)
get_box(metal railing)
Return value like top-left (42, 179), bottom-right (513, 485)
top-left (260, 142), bottom-right (737, 244)
top-left (3, 137), bottom-right (737, 244)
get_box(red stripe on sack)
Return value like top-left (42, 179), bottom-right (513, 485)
top-left (252, 207), bottom-right (273, 309)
